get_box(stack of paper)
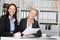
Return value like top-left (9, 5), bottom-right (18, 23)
top-left (22, 28), bottom-right (40, 34)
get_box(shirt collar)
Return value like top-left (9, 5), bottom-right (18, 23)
top-left (9, 16), bottom-right (16, 22)
top-left (9, 16), bottom-right (12, 19)
top-left (32, 20), bottom-right (34, 23)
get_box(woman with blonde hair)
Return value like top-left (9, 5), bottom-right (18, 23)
top-left (18, 8), bottom-right (42, 37)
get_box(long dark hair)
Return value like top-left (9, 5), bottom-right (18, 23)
top-left (6, 4), bottom-right (17, 18)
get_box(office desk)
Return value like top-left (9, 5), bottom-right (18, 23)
top-left (1, 37), bottom-right (57, 40)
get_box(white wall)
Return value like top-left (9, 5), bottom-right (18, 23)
top-left (58, 0), bottom-right (60, 35)
top-left (5, 0), bottom-right (20, 7)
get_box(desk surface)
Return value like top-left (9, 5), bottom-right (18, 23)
top-left (1, 37), bottom-right (58, 40)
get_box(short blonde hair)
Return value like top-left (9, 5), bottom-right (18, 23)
top-left (29, 8), bottom-right (38, 16)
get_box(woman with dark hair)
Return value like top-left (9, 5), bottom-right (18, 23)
top-left (0, 4), bottom-right (18, 37)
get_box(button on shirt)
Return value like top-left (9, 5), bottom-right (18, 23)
top-left (9, 16), bottom-right (15, 33)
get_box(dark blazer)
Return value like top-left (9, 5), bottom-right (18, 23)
top-left (18, 18), bottom-right (42, 37)
top-left (0, 15), bottom-right (18, 37)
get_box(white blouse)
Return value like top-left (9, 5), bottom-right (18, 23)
top-left (27, 20), bottom-right (34, 28)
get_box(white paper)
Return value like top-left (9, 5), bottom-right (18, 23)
top-left (22, 28), bottom-right (40, 34)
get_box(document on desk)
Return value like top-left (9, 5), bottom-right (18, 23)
top-left (22, 28), bottom-right (40, 34)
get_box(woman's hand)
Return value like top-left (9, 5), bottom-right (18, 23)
top-left (23, 34), bottom-right (34, 37)
top-left (23, 34), bottom-right (32, 36)
top-left (13, 32), bottom-right (21, 37)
